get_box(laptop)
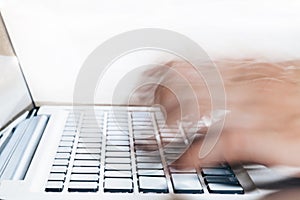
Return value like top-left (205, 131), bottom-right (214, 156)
top-left (1, 13), bottom-right (299, 200)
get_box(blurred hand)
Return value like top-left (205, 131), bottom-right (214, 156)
top-left (138, 59), bottom-right (300, 168)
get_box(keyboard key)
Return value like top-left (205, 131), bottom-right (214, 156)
top-left (45, 181), bottom-right (64, 192)
top-left (164, 152), bottom-right (181, 157)
top-left (135, 150), bottom-right (160, 156)
top-left (164, 145), bottom-right (186, 151)
top-left (80, 128), bottom-right (102, 133)
top-left (202, 168), bottom-right (234, 176)
top-left (53, 159), bottom-right (69, 166)
top-left (51, 166), bottom-right (68, 174)
top-left (134, 144), bottom-right (158, 151)
top-left (106, 131), bottom-right (129, 136)
top-left (139, 176), bottom-right (168, 193)
top-left (76, 148), bottom-right (101, 154)
top-left (207, 183), bottom-right (244, 194)
top-left (133, 126), bottom-right (153, 130)
top-left (106, 151), bottom-right (130, 157)
top-left (131, 112), bottom-right (151, 118)
top-left (48, 173), bottom-right (66, 182)
top-left (106, 157), bottom-right (131, 164)
top-left (80, 124), bottom-right (102, 128)
top-left (134, 139), bottom-right (157, 145)
top-left (137, 169), bottom-right (165, 176)
top-left (204, 176), bottom-right (239, 185)
top-left (107, 117), bottom-right (128, 122)
top-left (164, 148), bottom-right (186, 154)
top-left (66, 117), bottom-right (78, 122)
top-left (79, 133), bottom-right (102, 138)
top-left (107, 122), bottom-right (128, 126)
top-left (105, 163), bottom-right (132, 171)
top-left (82, 120), bottom-right (103, 126)
top-left (133, 130), bottom-right (155, 136)
top-left (133, 135), bottom-right (154, 140)
top-left (55, 153), bottom-right (71, 160)
top-left (59, 141), bottom-right (73, 147)
top-left (61, 132), bottom-right (76, 138)
top-left (78, 137), bottom-right (101, 143)
top-left (106, 140), bottom-right (130, 146)
top-left (64, 127), bottom-right (78, 132)
top-left (65, 120), bottom-right (79, 125)
top-left (62, 131), bottom-right (76, 137)
top-left (72, 167), bottom-right (100, 174)
top-left (107, 121), bottom-right (129, 126)
top-left (132, 121), bottom-right (152, 126)
top-left (75, 153), bottom-right (100, 160)
top-left (68, 181), bottom-right (98, 192)
top-left (105, 170), bottom-right (132, 178)
top-left (106, 146), bottom-right (129, 152)
top-left (160, 133), bottom-right (180, 137)
top-left (132, 117), bottom-right (152, 122)
top-left (70, 174), bottom-right (99, 182)
top-left (104, 178), bottom-right (133, 193)
top-left (201, 163), bottom-right (230, 169)
top-left (83, 115), bottom-right (103, 120)
top-left (168, 165), bottom-right (196, 173)
top-left (73, 160), bottom-right (100, 167)
top-left (107, 122), bottom-right (129, 128)
top-left (77, 142), bottom-right (101, 148)
top-left (161, 137), bottom-right (185, 143)
top-left (136, 156), bottom-right (161, 163)
top-left (106, 135), bottom-right (129, 140)
top-left (64, 121), bottom-right (79, 125)
top-left (108, 113), bottom-right (128, 118)
top-left (108, 112), bottom-right (128, 117)
top-left (159, 128), bottom-right (180, 133)
top-left (57, 146), bottom-right (72, 153)
top-left (107, 126), bottom-right (128, 131)
top-left (137, 163), bottom-right (163, 169)
top-left (61, 136), bottom-right (75, 142)
top-left (171, 174), bottom-right (203, 194)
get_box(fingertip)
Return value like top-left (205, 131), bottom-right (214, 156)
top-left (170, 156), bottom-right (197, 170)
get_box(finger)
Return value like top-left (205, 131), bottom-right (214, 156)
top-left (173, 130), bottom-right (300, 168)
top-left (171, 133), bottom-right (226, 168)
top-left (229, 131), bottom-right (300, 167)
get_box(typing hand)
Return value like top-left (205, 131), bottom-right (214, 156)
top-left (151, 59), bottom-right (300, 168)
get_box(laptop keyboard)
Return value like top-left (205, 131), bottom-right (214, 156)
top-left (45, 108), bottom-right (244, 194)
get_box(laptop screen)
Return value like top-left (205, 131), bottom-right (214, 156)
top-left (0, 14), bottom-right (34, 131)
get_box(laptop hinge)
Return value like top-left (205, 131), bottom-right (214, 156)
top-left (0, 115), bottom-right (49, 180)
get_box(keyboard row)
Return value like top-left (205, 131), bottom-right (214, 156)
top-left (45, 111), bottom-right (244, 194)
top-left (46, 167), bottom-right (243, 194)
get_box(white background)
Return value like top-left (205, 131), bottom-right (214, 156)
top-left (1, 0), bottom-right (300, 105)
